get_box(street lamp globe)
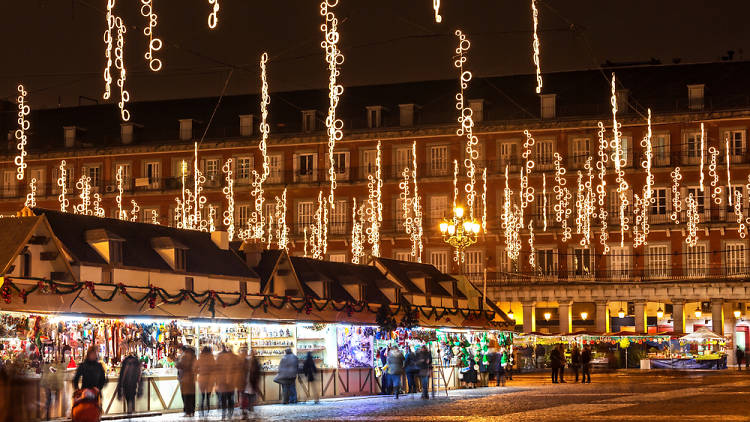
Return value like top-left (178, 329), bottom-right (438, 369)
top-left (439, 222), bottom-right (448, 234)
top-left (617, 308), bottom-right (625, 319)
top-left (454, 206), bottom-right (464, 218)
top-left (734, 309), bottom-right (742, 319)
top-left (447, 224), bottom-right (455, 235)
top-left (656, 307), bottom-right (664, 319)
top-left (580, 311), bottom-right (588, 321)
top-left (543, 312), bottom-right (551, 321)
top-left (694, 307), bottom-right (702, 319)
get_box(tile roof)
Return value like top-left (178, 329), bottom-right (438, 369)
top-left (32, 208), bottom-right (258, 280)
top-left (0, 216), bottom-right (40, 275)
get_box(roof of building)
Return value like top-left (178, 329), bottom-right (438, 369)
top-left (0, 216), bottom-right (41, 275)
top-left (288, 256), bottom-right (393, 305)
top-left (32, 208), bottom-right (258, 280)
top-left (374, 257), bottom-right (461, 299)
top-left (6, 61), bottom-right (750, 153)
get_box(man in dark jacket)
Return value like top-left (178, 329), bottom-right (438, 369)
top-left (416, 346), bottom-right (432, 399)
top-left (274, 349), bottom-right (299, 404)
top-left (487, 349), bottom-right (504, 386)
top-left (549, 346), bottom-right (561, 383)
top-left (569, 345), bottom-right (581, 383)
top-left (736, 347), bottom-right (745, 370)
top-left (73, 346), bottom-right (107, 392)
top-left (404, 347), bottom-right (419, 393)
top-left (115, 354), bottom-right (142, 414)
top-left (581, 345), bottom-right (592, 383)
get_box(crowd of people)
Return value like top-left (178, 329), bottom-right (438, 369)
top-left (377, 344), bottom-right (432, 399)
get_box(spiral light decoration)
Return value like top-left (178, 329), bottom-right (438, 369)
top-left (208, 0), bottom-right (220, 29)
top-left (699, 123), bottom-right (705, 192)
top-left (275, 188), bottom-right (289, 251)
top-left (542, 173), bottom-right (548, 232)
top-left (454, 30), bottom-right (479, 218)
top-left (351, 199), bottom-right (366, 264)
top-left (222, 159), bottom-right (235, 240)
top-left (734, 190), bottom-right (745, 238)
top-left (528, 220), bottom-right (535, 269)
top-left (639, 109), bottom-right (653, 245)
top-left (192, 142), bottom-right (208, 231)
top-left (482, 168), bottom-right (488, 234)
top-left (321, 0), bottom-right (345, 210)
top-left (553, 153), bottom-right (572, 242)
top-left (74, 175), bottom-right (92, 215)
top-left (249, 53), bottom-right (271, 241)
top-left (140, 0), bottom-right (162, 71)
top-left (208, 205), bottom-right (217, 232)
top-left (520, 130), bottom-right (536, 227)
top-left (116, 166), bottom-right (127, 220)
top-left (151, 209), bottom-right (159, 225)
top-left (685, 193), bottom-right (699, 247)
top-left (130, 200), bottom-right (140, 222)
top-left (15, 84), bottom-right (29, 181)
top-left (57, 161), bottom-right (68, 213)
top-left (411, 141), bottom-right (424, 261)
top-left (726, 137), bottom-right (733, 206)
top-left (24, 178), bottom-right (37, 209)
top-left (531, 0), bottom-right (542, 94)
top-left (365, 141), bottom-right (383, 257)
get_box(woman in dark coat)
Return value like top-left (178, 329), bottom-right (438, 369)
top-left (176, 346), bottom-right (197, 417)
top-left (461, 353), bottom-right (478, 388)
top-left (302, 352), bottom-right (319, 403)
top-left (115, 354), bottom-right (142, 415)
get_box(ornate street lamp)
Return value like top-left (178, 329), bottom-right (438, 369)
top-left (439, 205), bottom-right (481, 268)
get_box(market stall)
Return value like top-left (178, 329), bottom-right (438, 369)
top-left (645, 328), bottom-right (727, 370)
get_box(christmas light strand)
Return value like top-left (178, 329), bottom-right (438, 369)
top-left (103, 0), bottom-right (115, 100)
top-left (93, 193), bottom-right (105, 218)
top-left (734, 190), bottom-right (746, 238)
top-left (699, 123), bottom-right (705, 192)
top-left (542, 173), bottom-right (548, 231)
top-left (115, 16), bottom-right (130, 121)
top-left (553, 152), bottom-right (572, 242)
top-left (208, 205), bottom-right (217, 232)
top-left (116, 166), bottom-right (127, 220)
top-left (685, 193), bottom-right (699, 247)
top-left (433, 0), bottom-right (442, 23)
top-left (321, 0), bottom-right (345, 210)
top-left (596, 121), bottom-right (609, 254)
top-left (520, 130), bottom-right (536, 224)
top-left (151, 209), bottom-right (159, 225)
top-left (207, 0), bottom-right (219, 29)
top-left (57, 161), bottom-right (68, 213)
top-left (452, 159), bottom-right (459, 211)
top-left (482, 168), bottom-right (487, 234)
top-left (528, 220), bottom-right (535, 269)
top-left (531, 0), bottom-right (542, 94)
top-left (708, 146), bottom-right (721, 204)
top-left (670, 167), bottom-right (682, 223)
top-left (501, 165), bottom-right (520, 262)
top-left (411, 141), bottom-right (424, 262)
top-left (726, 137), bottom-right (733, 206)
top-left (15, 84), bottom-right (29, 181)
top-left (365, 141), bottom-right (383, 257)
top-left (74, 175), bottom-right (92, 216)
top-left (639, 109), bottom-right (653, 245)
top-left (454, 30), bottom-right (479, 217)
top-left (275, 188), bottom-right (289, 251)
top-left (130, 200), bottom-right (140, 222)
top-left (222, 159), bottom-right (235, 241)
top-left (351, 199), bottom-right (365, 264)
top-left (611, 73), bottom-right (629, 246)
top-left (24, 178), bottom-right (36, 209)
top-left (249, 53), bottom-right (271, 241)
top-left (140, 0), bottom-right (162, 71)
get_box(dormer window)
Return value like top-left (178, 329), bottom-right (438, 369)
top-left (302, 110), bottom-right (317, 132)
top-left (688, 84), bottom-right (705, 110)
top-left (398, 104), bottom-right (417, 127)
top-left (85, 229), bottom-right (125, 265)
top-left (468, 99), bottom-right (484, 122)
top-left (151, 236), bottom-right (189, 272)
top-left (615, 89), bottom-right (629, 113)
top-left (120, 123), bottom-right (140, 145)
top-left (63, 126), bottom-right (82, 148)
top-left (239, 114), bottom-right (254, 137)
top-left (179, 119), bottom-right (194, 141)
top-left (540, 94), bottom-right (557, 119)
top-left (366, 106), bottom-right (384, 128)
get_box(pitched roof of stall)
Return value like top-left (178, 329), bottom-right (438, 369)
top-left (254, 249), bottom-right (284, 289)
top-left (288, 256), bottom-right (392, 305)
top-left (0, 216), bottom-right (41, 275)
top-left (32, 208), bottom-right (258, 279)
top-left (374, 257), bottom-right (461, 298)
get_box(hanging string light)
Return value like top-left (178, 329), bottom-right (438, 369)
top-left (176, 160), bottom-right (189, 229)
top-left (433, 0), bottom-right (442, 22)
top-left (15, 84), bottom-right (29, 181)
top-left (699, 123), bottom-right (705, 192)
top-left (520, 130), bottom-right (536, 224)
top-left (685, 193), bottom-right (699, 247)
top-left (454, 30), bottom-right (479, 218)
top-left (321, 0), bottom-right (344, 210)
top-left (116, 166), bottom-right (127, 220)
top-left (208, 205), bottom-right (217, 232)
top-left (350, 198), bottom-right (364, 264)
top-left (140, 0), bottom-right (162, 71)
top-left (596, 121), bottom-right (609, 254)
top-left (310, 191), bottom-right (328, 260)
top-left (303, 227), bottom-right (308, 258)
top-left (610, 73), bottom-right (629, 247)
top-left (542, 173), bottom-right (548, 231)
top-left (192, 142), bottom-right (208, 231)
top-left (93, 193), bottom-right (105, 217)
top-left (151, 209), bottom-right (159, 225)
top-left (640, 109), bottom-right (653, 242)
top-left (582, 157), bottom-right (595, 247)
top-left (275, 188), bottom-right (289, 251)
top-left (57, 161), bottom-right (68, 213)
top-left (531, 0), bottom-right (542, 94)
top-left (576, 170), bottom-right (584, 236)
top-left (411, 141), bottom-right (424, 262)
top-left (114, 16), bottom-right (130, 121)
top-left (553, 152), bottom-right (572, 242)
top-left (222, 159), bottom-right (235, 241)
top-left (726, 136), bottom-right (733, 206)
top-left (266, 214), bottom-right (274, 249)
top-left (734, 190), bottom-right (746, 238)
top-left (400, 167), bottom-right (413, 234)
top-left (452, 159), bottom-right (459, 211)
top-left (365, 141), bottom-right (383, 257)
top-left (528, 219), bottom-right (535, 269)
top-left (130, 200), bottom-right (140, 222)
top-left (482, 168), bottom-right (487, 234)
top-left (249, 53), bottom-right (272, 241)
top-left (103, 0), bottom-right (116, 100)
top-left (708, 146), bottom-right (721, 204)
top-left (75, 175), bottom-right (92, 215)
top-left (24, 178), bottom-right (36, 209)
top-left (207, 0), bottom-right (220, 29)
top-left (502, 165), bottom-right (520, 262)
top-left (670, 167), bottom-right (683, 224)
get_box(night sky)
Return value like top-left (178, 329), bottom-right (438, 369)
top-left (1, 1), bottom-right (748, 109)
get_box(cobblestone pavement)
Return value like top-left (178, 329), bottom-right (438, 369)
top-left (105, 371), bottom-right (750, 421)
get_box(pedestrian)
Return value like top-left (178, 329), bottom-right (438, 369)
top-left (275, 348), bottom-right (299, 404)
top-left (478, 351), bottom-right (489, 387)
top-left (115, 353), bottom-right (142, 415)
top-left (535, 343), bottom-right (545, 369)
top-left (504, 348), bottom-right (514, 380)
top-left (73, 346), bottom-right (107, 392)
top-left (581, 344), bottom-right (592, 383)
top-left (404, 346), bottom-right (418, 393)
top-left (488, 348), bottom-right (504, 387)
top-left (40, 357), bottom-right (65, 420)
top-left (461, 352), bottom-right (478, 389)
top-left (216, 345), bottom-right (237, 418)
top-left (738, 346), bottom-right (746, 370)
top-left (557, 344), bottom-right (567, 383)
top-left (386, 346), bottom-right (405, 399)
top-left (242, 350), bottom-right (261, 419)
top-left (196, 346), bottom-right (216, 417)
top-left (549, 345), bottom-right (561, 383)
top-left (416, 345), bottom-right (432, 399)
top-left (570, 345), bottom-right (581, 383)
top-left (380, 346), bottom-right (392, 395)
top-left (176, 346), bottom-right (197, 417)
top-left (302, 352), bottom-right (320, 403)
top-left (234, 347), bottom-right (249, 414)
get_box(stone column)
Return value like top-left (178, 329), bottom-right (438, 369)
top-left (672, 300), bottom-right (686, 334)
top-left (711, 299), bottom-right (724, 335)
top-left (595, 301), bottom-right (609, 333)
top-left (634, 301), bottom-right (648, 333)
top-left (558, 301), bottom-right (573, 334)
top-left (522, 301), bottom-right (536, 333)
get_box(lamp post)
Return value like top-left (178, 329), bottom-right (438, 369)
top-left (438, 205), bottom-right (481, 273)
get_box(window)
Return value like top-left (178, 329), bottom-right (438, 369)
top-left (362, 149), bottom-right (377, 177)
top-left (83, 165), bottom-right (101, 189)
top-left (236, 204), bottom-right (252, 228)
top-left (725, 130), bottom-right (746, 160)
top-left (653, 134), bottom-right (670, 166)
top-left (613, 136), bottom-right (631, 167)
top-left (534, 140), bottom-right (553, 168)
top-left (609, 246), bottom-right (631, 279)
top-left (686, 187), bottom-right (707, 215)
top-left (203, 159), bottom-right (220, 185)
top-left (688, 84), bottom-right (704, 110)
top-left (331, 199), bottom-right (347, 234)
top-left (295, 153), bottom-right (316, 181)
top-left (571, 137), bottom-right (591, 167)
top-left (726, 243), bottom-right (746, 276)
top-left (498, 249), bottom-right (518, 273)
top-left (685, 132), bottom-right (702, 164)
top-left (30, 168), bottom-right (45, 196)
top-left (651, 188), bottom-right (667, 216)
top-left (267, 154), bottom-right (282, 183)
top-left (534, 192), bottom-right (552, 223)
top-left (179, 119), bottom-right (193, 141)
top-left (647, 245), bottom-right (669, 278)
top-left (468, 99), bottom-right (484, 122)
top-left (329, 253), bottom-right (347, 263)
top-left (302, 110), bottom-right (316, 132)
top-left (429, 145), bottom-right (449, 176)
top-left (366, 106), bottom-right (383, 128)
top-left (685, 244), bottom-right (707, 277)
top-left (394, 251), bottom-right (412, 262)
top-left (727, 186), bottom-right (744, 217)
top-left (465, 250), bottom-right (483, 281)
top-left (145, 161), bottom-right (160, 189)
top-left (297, 201), bottom-right (315, 234)
top-left (535, 249), bottom-right (557, 276)
top-left (395, 197), bottom-right (407, 231)
top-left (429, 250), bottom-right (450, 274)
top-left (115, 163), bottom-right (132, 189)
top-left (330, 152), bottom-right (348, 178)
top-left (540, 94), bottom-right (556, 119)
top-left (2, 171), bottom-right (16, 198)
top-left (236, 157), bottom-right (253, 182)
top-left (571, 248), bottom-right (594, 277)
top-left (394, 147), bottom-right (413, 177)
top-left (430, 196), bottom-right (448, 224)
top-left (499, 142), bottom-right (519, 169)
top-left (185, 276), bottom-right (195, 291)
top-left (239, 114), bottom-right (254, 137)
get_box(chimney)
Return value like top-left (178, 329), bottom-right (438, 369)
top-left (398, 104), bottom-right (417, 127)
top-left (239, 114), bottom-right (254, 137)
top-left (241, 240), bottom-right (264, 268)
top-left (211, 230), bottom-right (229, 250)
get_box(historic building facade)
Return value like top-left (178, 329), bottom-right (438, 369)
top-left (2, 61), bottom-right (750, 345)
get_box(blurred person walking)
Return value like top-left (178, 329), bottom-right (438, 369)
top-left (581, 344), bottom-right (592, 384)
top-left (275, 348), bottom-right (299, 404)
top-left (216, 345), bottom-right (237, 419)
top-left (404, 346), bottom-right (418, 393)
top-left (550, 345), bottom-right (561, 384)
top-left (196, 346), bottom-right (216, 417)
top-left (72, 346), bottom-right (107, 422)
top-left (416, 345), bottom-right (432, 399)
top-left (40, 357), bottom-right (65, 420)
top-left (115, 353), bottom-right (142, 415)
top-left (176, 346), bottom-right (197, 417)
top-left (386, 347), bottom-right (405, 399)
top-left (241, 351), bottom-right (261, 419)
top-left (302, 352), bottom-right (319, 403)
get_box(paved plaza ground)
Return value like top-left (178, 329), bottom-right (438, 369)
top-left (104, 371), bottom-right (750, 421)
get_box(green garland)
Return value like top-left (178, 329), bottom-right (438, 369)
top-left (1, 276), bottom-right (499, 322)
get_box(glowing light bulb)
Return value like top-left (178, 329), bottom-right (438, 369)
top-left (734, 309), bottom-right (742, 319)
top-left (140, 0), bottom-right (162, 71)
top-left (448, 224), bottom-right (456, 235)
top-left (321, 0), bottom-right (345, 211)
top-left (15, 84), bottom-right (29, 181)
top-left (455, 206), bottom-right (464, 218)
top-left (531, 0), bottom-right (542, 94)
top-left (656, 307), bottom-right (664, 319)
top-left (57, 161), bottom-right (68, 213)
top-left (433, 0), bottom-right (442, 22)
top-left (543, 312), bottom-right (551, 321)
top-left (439, 222), bottom-right (448, 233)
top-left (618, 308), bottom-right (625, 319)
top-left (222, 159), bottom-right (235, 240)
top-left (24, 178), bottom-right (36, 208)
top-left (507, 308), bottom-right (515, 320)
top-left (207, 0), bottom-right (219, 29)
top-left (694, 307), bottom-right (702, 319)
top-left (580, 311), bottom-right (588, 321)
